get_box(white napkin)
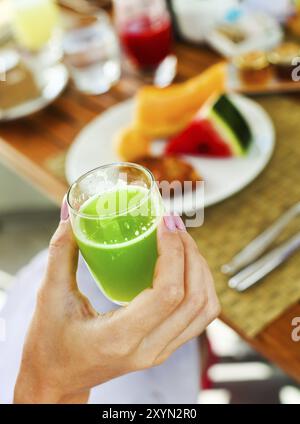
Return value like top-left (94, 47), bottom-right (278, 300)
top-left (244, 0), bottom-right (293, 22)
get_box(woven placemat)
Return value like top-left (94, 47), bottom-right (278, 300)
top-left (46, 95), bottom-right (300, 338)
top-left (191, 95), bottom-right (300, 338)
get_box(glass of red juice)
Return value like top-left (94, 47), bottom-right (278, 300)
top-left (113, 0), bottom-right (173, 71)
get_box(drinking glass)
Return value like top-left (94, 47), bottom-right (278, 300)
top-left (67, 163), bottom-right (164, 305)
top-left (113, 0), bottom-right (173, 72)
top-left (63, 12), bottom-right (121, 95)
top-left (10, 0), bottom-right (62, 67)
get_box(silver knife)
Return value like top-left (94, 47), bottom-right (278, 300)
top-left (229, 231), bottom-right (300, 292)
top-left (222, 201), bottom-right (300, 275)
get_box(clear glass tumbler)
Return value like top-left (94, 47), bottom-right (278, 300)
top-left (63, 11), bottom-right (121, 95)
top-left (67, 163), bottom-right (164, 305)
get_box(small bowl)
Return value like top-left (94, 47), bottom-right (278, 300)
top-left (268, 42), bottom-right (300, 81)
top-left (234, 51), bottom-right (272, 85)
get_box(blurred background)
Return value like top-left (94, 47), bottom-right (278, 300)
top-left (1, 0), bottom-right (300, 404)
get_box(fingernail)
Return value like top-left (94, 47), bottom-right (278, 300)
top-left (173, 214), bottom-right (187, 232)
top-left (60, 195), bottom-right (69, 221)
top-left (163, 215), bottom-right (176, 232)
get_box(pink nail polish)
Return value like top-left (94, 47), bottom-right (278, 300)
top-left (174, 215), bottom-right (187, 232)
top-left (163, 215), bottom-right (176, 232)
top-left (60, 196), bottom-right (69, 221)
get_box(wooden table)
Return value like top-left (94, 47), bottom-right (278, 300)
top-left (1, 42), bottom-right (300, 383)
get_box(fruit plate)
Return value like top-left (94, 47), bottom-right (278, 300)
top-left (66, 94), bottom-right (275, 214)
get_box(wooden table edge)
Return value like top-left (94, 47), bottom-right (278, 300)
top-left (221, 302), bottom-right (300, 383)
top-left (0, 135), bottom-right (66, 205)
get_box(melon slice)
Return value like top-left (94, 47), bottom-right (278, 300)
top-left (134, 62), bottom-right (227, 139)
top-left (166, 94), bottom-right (253, 158)
top-left (115, 126), bottom-right (150, 161)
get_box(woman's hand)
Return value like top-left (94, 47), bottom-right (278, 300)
top-left (14, 201), bottom-right (220, 404)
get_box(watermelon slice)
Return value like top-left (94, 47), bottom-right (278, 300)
top-left (165, 94), bottom-right (253, 158)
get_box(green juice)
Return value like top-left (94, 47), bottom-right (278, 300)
top-left (74, 186), bottom-right (160, 304)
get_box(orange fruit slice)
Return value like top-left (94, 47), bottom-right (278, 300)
top-left (134, 62), bottom-right (227, 138)
top-left (115, 126), bottom-right (150, 161)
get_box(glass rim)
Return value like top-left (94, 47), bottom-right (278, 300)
top-left (113, 0), bottom-right (170, 22)
top-left (67, 162), bottom-right (156, 219)
top-left (63, 11), bottom-right (111, 50)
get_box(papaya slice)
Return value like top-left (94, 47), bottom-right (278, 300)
top-left (114, 126), bottom-right (150, 161)
top-left (134, 62), bottom-right (227, 139)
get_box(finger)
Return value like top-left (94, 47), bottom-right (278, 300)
top-left (155, 293), bottom-right (220, 364)
top-left (110, 216), bottom-right (185, 341)
top-left (155, 259), bottom-right (220, 364)
top-left (142, 228), bottom-right (210, 358)
top-left (45, 196), bottom-right (79, 290)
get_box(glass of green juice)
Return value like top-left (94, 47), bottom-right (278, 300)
top-left (67, 163), bottom-right (164, 305)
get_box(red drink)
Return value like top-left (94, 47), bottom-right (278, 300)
top-left (119, 15), bottom-right (172, 69)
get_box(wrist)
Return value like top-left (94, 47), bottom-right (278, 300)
top-left (14, 361), bottom-right (91, 404)
top-left (14, 371), bottom-right (90, 404)
top-left (14, 371), bottom-right (62, 404)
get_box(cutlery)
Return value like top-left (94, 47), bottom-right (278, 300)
top-left (154, 55), bottom-right (178, 88)
top-left (229, 231), bottom-right (300, 292)
top-left (222, 201), bottom-right (300, 275)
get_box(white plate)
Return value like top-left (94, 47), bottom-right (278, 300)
top-left (66, 94), bottom-right (275, 214)
top-left (0, 63), bottom-right (69, 121)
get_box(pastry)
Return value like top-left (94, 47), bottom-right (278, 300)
top-left (136, 155), bottom-right (202, 190)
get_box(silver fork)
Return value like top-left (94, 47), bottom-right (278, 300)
top-left (222, 201), bottom-right (300, 275)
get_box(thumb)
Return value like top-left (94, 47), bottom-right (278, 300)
top-left (46, 196), bottom-right (79, 290)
